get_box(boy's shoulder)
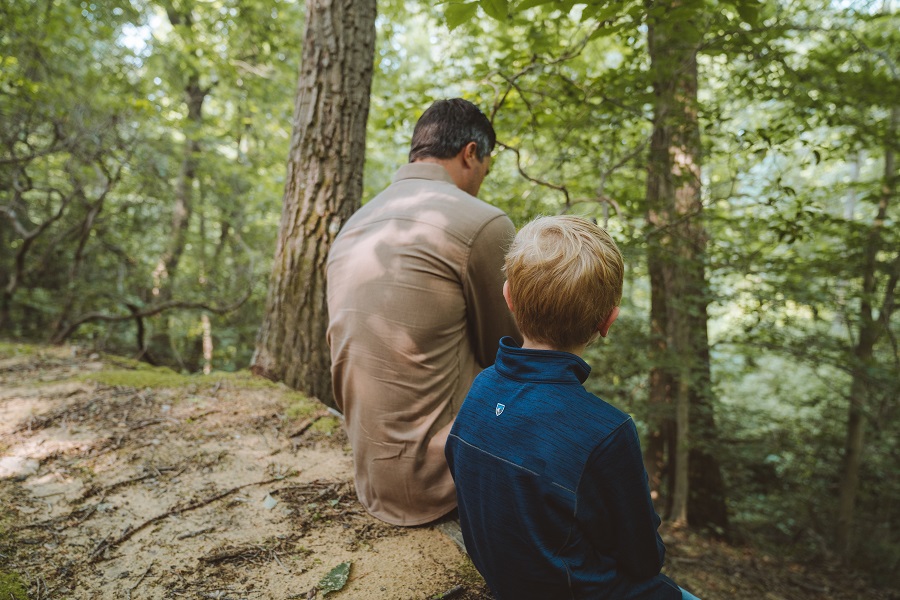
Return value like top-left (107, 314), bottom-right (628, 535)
top-left (573, 388), bottom-right (634, 442)
top-left (465, 365), bottom-right (633, 434)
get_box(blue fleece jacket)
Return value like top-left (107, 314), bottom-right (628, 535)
top-left (445, 337), bottom-right (682, 600)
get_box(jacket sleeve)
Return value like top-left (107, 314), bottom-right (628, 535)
top-left (577, 418), bottom-right (667, 581)
top-left (463, 214), bottom-right (522, 367)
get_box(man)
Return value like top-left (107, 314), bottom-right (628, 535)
top-left (326, 98), bottom-right (520, 526)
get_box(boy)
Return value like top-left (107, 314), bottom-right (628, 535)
top-left (445, 216), bottom-right (699, 599)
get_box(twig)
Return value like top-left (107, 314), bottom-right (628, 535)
top-left (200, 547), bottom-right (257, 565)
top-left (273, 551), bottom-right (288, 572)
top-left (176, 526), bottom-right (215, 540)
top-left (668, 556), bottom-right (703, 564)
top-left (287, 411), bottom-right (330, 438)
top-left (125, 561), bottom-right (154, 600)
top-left (73, 503), bottom-right (99, 526)
top-left (188, 410), bottom-right (218, 421)
top-left (32, 491), bottom-right (65, 499)
top-left (88, 533), bottom-right (112, 561)
top-left (128, 418), bottom-right (163, 431)
top-left (789, 577), bottom-right (830, 594)
top-left (82, 472), bottom-right (155, 499)
top-left (432, 585), bottom-right (465, 599)
top-left (89, 477), bottom-right (285, 562)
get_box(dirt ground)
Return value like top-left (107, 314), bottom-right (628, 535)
top-left (1, 344), bottom-right (897, 600)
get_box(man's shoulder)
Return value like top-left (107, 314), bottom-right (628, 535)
top-left (344, 179), bottom-right (508, 243)
top-left (391, 178), bottom-right (505, 217)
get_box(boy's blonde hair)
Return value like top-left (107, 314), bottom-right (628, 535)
top-left (504, 216), bottom-right (623, 349)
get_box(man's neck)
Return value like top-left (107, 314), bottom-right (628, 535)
top-left (412, 157), bottom-right (465, 190)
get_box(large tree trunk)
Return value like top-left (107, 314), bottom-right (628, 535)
top-left (836, 105), bottom-right (898, 556)
top-left (252, 0), bottom-right (376, 407)
top-left (644, 0), bottom-right (728, 533)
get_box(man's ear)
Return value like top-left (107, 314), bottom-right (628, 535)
top-left (597, 306), bottom-right (619, 338)
top-left (503, 280), bottom-right (514, 312)
top-left (461, 141), bottom-right (479, 167)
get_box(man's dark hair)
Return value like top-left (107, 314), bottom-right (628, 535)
top-left (408, 98), bottom-right (496, 162)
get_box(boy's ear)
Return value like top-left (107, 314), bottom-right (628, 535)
top-left (597, 306), bottom-right (619, 338)
top-left (503, 280), bottom-right (514, 312)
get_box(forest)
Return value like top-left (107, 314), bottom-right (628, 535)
top-left (1, 0), bottom-right (898, 596)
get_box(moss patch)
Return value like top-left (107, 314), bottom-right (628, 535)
top-left (214, 371), bottom-right (289, 391)
top-left (82, 365), bottom-right (308, 395)
top-left (284, 396), bottom-right (322, 422)
top-left (0, 572), bottom-right (26, 600)
top-left (309, 415), bottom-right (342, 436)
top-left (0, 340), bottom-right (46, 359)
top-left (79, 367), bottom-right (201, 389)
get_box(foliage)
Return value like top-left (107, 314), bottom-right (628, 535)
top-left (0, 0), bottom-right (303, 370)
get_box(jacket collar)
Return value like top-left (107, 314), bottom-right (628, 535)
top-left (493, 336), bottom-right (591, 384)
top-left (392, 162), bottom-right (456, 185)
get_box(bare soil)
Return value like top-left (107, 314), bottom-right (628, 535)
top-left (0, 344), bottom-right (896, 600)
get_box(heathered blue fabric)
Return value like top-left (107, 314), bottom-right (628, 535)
top-left (446, 337), bottom-right (682, 600)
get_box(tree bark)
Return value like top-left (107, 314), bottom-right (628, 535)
top-left (644, 0), bottom-right (728, 532)
top-left (252, 0), bottom-right (376, 407)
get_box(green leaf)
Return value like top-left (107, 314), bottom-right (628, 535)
top-left (318, 561), bottom-right (351, 596)
top-left (581, 2), bottom-right (626, 25)
top-left (444, 2), bottom-right (479, 30)
top-left (735, 0), bottom-right (759, 26)
top-left (480, 0), bottom-right (509, 20)
top-left (513, 0), bottom-right (555, 11)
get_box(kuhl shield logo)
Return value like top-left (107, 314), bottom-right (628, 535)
top-left (495, 403), bottom-right (505, 416)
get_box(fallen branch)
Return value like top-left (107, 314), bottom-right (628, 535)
top-left (52, 288), bottom-right (252, 344)
top-left (89, 476), bottom-right (284, 562)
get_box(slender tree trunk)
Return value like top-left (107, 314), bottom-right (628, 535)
top-left (145, 73), bottom-right (206, 367)
top-left (252, 0), bottom-right (377, 407)
top-left (51, 167), bottom-right (121, 339)
top-left (688, 317), bottom-right (730, 535)
top-left (141, 3), bottom-right (210, 367)
top-left (836, 105), bottom-right (898, 555)
top-left (160, 76), bottom-right (205, 293)
top-left (644, 284), bottom-right (674, 513)
top-left (645, 0), bottom-right (728, 532)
